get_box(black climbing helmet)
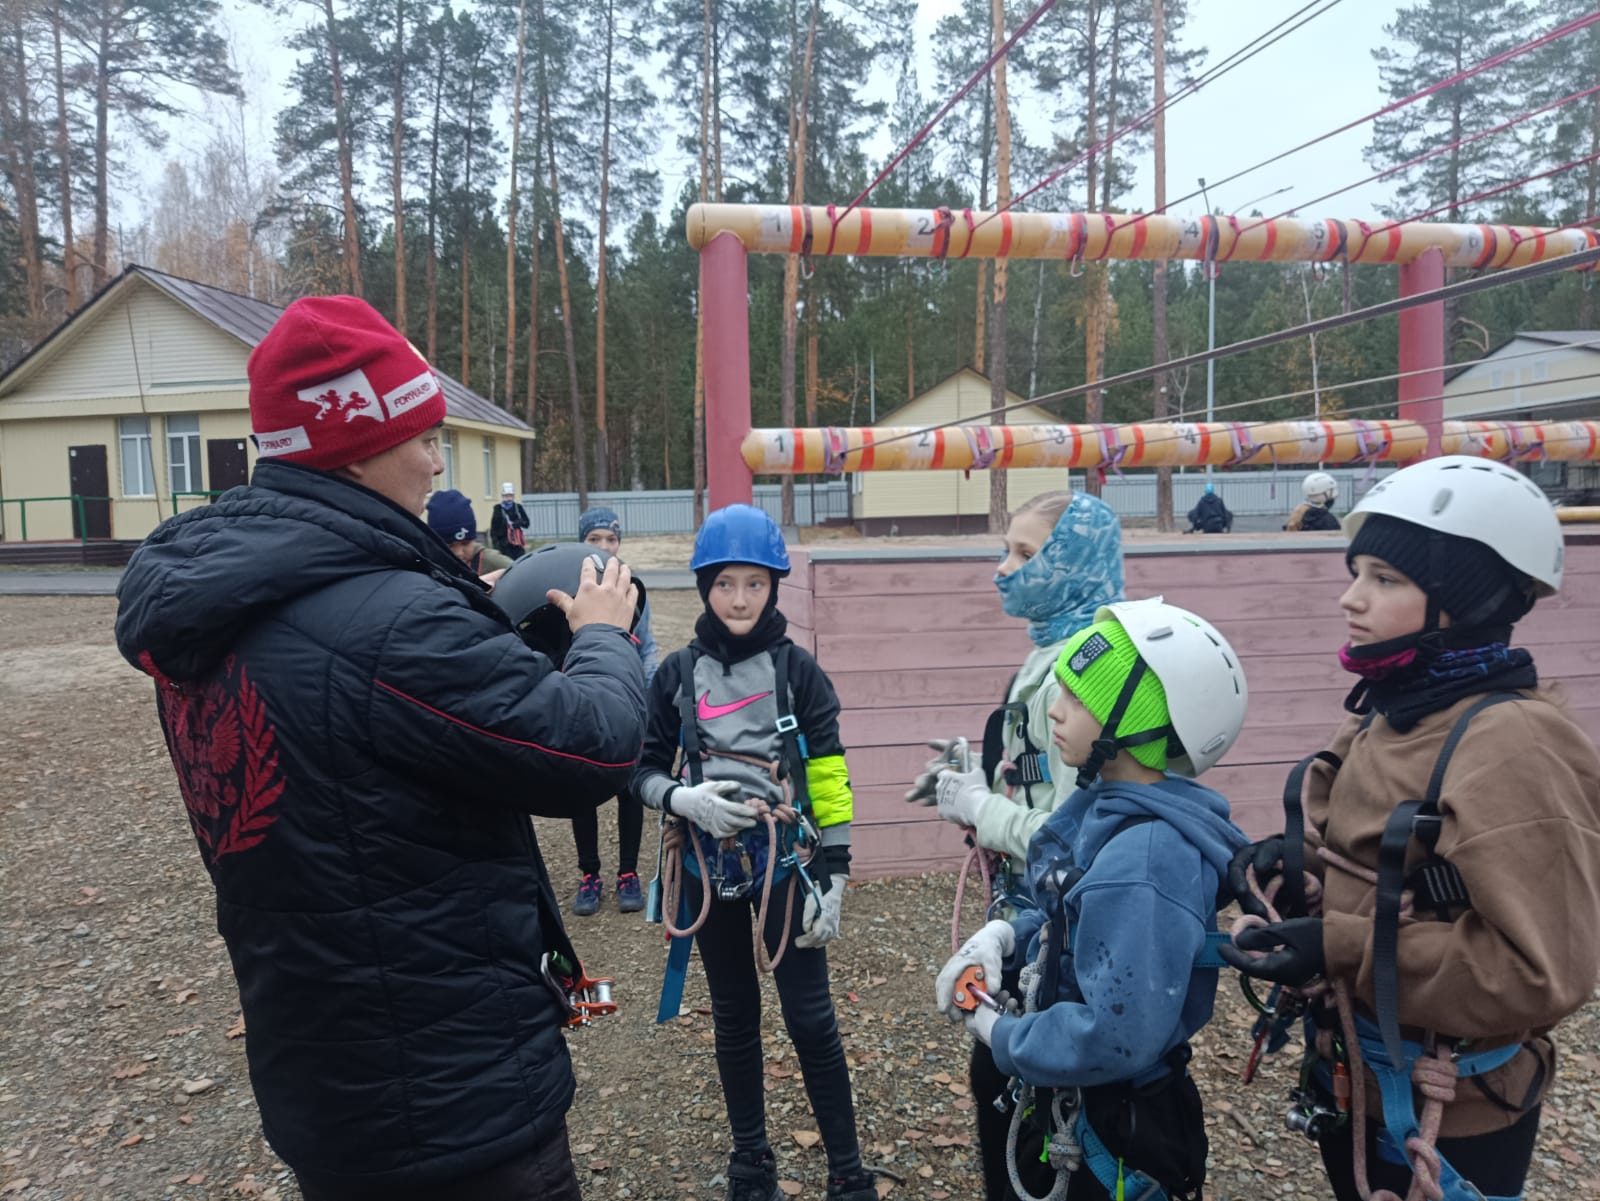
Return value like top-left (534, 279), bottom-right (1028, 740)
top-left (491, 541), bottom-right (647, 667)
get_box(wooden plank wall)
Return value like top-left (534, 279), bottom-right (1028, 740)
top-left (807, 536), bottom-right (1600, 879)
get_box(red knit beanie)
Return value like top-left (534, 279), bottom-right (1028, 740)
top-left (247, 295), bottom-right (448, 471)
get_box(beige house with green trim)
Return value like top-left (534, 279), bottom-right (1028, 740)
top-left (0, 266), bottom-right (535, 545)
top-left (851, 368), bottom-right (1074, 534)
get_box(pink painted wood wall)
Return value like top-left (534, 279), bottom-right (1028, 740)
top-left (785, 534), bottom-right (1600, 879)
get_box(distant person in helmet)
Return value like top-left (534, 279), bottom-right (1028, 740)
top-left (1284, 471), bottom-right (1341, 532)
top-left (935, 599), bottom-right (1249, 1201)
top-left (491, 480), bottom-right (532, 559)
top-left (1185, 482), bottom-right (1233, 534)
top-left (114, 295), bottom-right (645, 1201)
top-left (569, 506), bottom-right (659, 916)
top-left (632, 504), bottom-right (878, 1201)
top-left (1224, 456), bottom-right (1600, 1201)
top-left (426, 488), bottom-right (514, 577)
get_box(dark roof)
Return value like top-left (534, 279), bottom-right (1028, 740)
top-left (1, 264), bottom-right (530, 433)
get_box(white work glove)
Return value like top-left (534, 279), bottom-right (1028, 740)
top-left (905, 738), bottom-right (971, 804)
top-left (934, 919), bottom-right (1016, 1023)
top-left (965, 1004), bottom-right (1001, 1047)
top-left (795, 874), bottom-right (848, 949)
top-left (935, 764), bottom-right (991, 829)
top-left (668, 780), bottom-right (759, 839)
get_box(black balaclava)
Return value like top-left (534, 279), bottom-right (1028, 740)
top-left (693, 564), bottom-right (788, 662)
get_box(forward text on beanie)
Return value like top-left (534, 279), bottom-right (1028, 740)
top-left (247, 295), bottom-right (449, 471)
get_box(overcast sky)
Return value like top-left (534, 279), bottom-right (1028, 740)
top-left (138, 0), bottom-right (1407, 238)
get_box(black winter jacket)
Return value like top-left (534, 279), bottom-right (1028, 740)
top-left (114, 460), bottom-right (646, 1190)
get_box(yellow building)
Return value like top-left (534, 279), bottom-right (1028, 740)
top-left (0, 266), bottom-right (535, 545)
top-left (851, 368), bottom-right (1074, 534)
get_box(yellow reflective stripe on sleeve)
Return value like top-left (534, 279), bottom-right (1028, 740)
top-left (805, 754), bottom-right (854, 827)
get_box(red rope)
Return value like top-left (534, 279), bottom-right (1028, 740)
top-left (1236, 82), bottom-right (1600, 241)
top-left (1135, 8), bottom-right (1600, 230)
top-left (977, 0), bottom-right (1345, 231)
top-left (828, 0), bottom-right (1059, 231)
top-left (1362, 151), bottom-right (1600, 245)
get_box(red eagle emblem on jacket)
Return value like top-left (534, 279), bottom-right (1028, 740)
top-left (138, 652), bottom-right (286, 862)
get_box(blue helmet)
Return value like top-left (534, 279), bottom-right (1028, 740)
top-left (691, 504), bottom-right (790, 575)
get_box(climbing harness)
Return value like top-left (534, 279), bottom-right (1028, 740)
top-left (653, 645), bottom-right (833, 1021)
top-left (1233, 692), bottom-right (1533, 1201)
top-left (986, 817), bottom-right (1223, 1201)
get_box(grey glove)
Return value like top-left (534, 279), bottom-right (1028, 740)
top-left (795, 873), bottom-right (848, 949)
top-left (905, 737), bottom-right (971, 804)
top-left (669, 780), bottom-right (759, 839)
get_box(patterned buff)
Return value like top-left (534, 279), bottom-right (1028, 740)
top-left (994, 492), bottom-right (1126, 647)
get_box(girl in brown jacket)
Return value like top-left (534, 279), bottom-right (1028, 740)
top-left (1222, 456), bottom-right (1600, 1201)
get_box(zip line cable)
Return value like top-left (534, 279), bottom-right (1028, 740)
top-left (1115, 8), bottom-right (1600, 229)
top-left (828, 0), bottom-right (1060, 230)
top-left (975, 0), bottom-right (1345, 231)
top-left (857, 240), bottom-right (1600, 453)
top-left (1236, 83), bottom-right (1600, 239)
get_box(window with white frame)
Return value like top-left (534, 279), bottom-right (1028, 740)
top-left (482, 437), bottom-right (494, 498)
top-left (440, 429), bottom-right (457, 490)
top-left (119, 415), bottom-right (155, 497)
top-left (167, 414), bottom-right (203, 495)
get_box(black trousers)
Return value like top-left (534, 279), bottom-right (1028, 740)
top-left (971, 1040), bottom-right (1110, 1201)
top-left (1316, 1096), bottom-right (1541, 1200)
top-left (570, 789), bottom-right (643, 878)
top-left (687, 873), bottom-right (864, 1181)
top-left (295, 1124), bottom-right (582, 1201)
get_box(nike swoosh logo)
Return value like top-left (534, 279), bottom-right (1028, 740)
top-left (697, 690), bottom-right (773, 721)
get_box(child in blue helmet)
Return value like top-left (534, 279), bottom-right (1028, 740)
top-left (569, 505), bottom-right (659, 915)
top-left (632, 504), bottom-right (875, 1201)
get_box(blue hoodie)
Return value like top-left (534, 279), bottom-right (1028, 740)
top-left (988, 777), bottom-right (1248, 1089)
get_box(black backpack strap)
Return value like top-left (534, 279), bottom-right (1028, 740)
top-left (1279, 750), bottom-right (1343, 919)
top-left (980, 670), bottom-right (1022, 783)
top-left (674, 647), bottom-right (703, 787)
top-left (771, 644), bottom-right (811, 816)
top-left (1371, 692), bottom-right (1521, 1072)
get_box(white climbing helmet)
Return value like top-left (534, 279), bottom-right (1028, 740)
top-left (1301, 471), bottom-right (1338, 504)
top-left (1344, 455), bottom-right (1563, 597)
top-left (1095, 597), bottom-right (1248, 777)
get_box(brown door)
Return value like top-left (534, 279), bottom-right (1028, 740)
top-left (67, 445), bottom-right (111, 539)
top-left (206, 438), bottom-right (249, 494)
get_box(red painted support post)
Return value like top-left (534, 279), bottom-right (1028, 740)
top-left (1397, 246), bottom-right (1446, 459)
top-left (701, 231), bottom-right (755, 510)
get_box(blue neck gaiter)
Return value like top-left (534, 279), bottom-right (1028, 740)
top-left (994, 493), bottom-right (1126, 647)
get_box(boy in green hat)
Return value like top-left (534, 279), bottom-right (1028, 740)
top-left (935, 598), bottom-right (1249, 1201)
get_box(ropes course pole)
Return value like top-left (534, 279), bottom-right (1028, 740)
top-left (702, 231), bottom-right (755, 508)
top-left (1398, 247), bottom-right (1446, 458)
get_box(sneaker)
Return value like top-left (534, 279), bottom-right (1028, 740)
top-left (725, 1148), bottom-right (781, 1201)
top-left (616, 872), bottom-right (644, 913)
top-left (572, 873), bottom-right (603, 916)
top-left (826, 1171), bottom-right (878, 1201)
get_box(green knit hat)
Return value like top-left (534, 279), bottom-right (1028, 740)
top-left (1053, 617), bottom-right (1172, 771)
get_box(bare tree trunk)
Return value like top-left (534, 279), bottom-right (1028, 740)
top-left (1028, 260), bottom-right (1045, 396)
top-left (4, 12), bottom-right (45, 321)
top-left (506, 0), bottom-right (527, 401)
top-left (390, 0), bottom-right (407, 331)
top-left (905, 307), bottom-right (914, 401)
top-left (987, 0), bottom-right (1010, 533)
top-left (537, 19), bottom-right (588, 509)
top-left (973, 79), bottom-right (991, 373)
top-left (425, 35), bottom-right (446, 361)
top-left (459, 41), bottom-right (484, 386)
top-left (1151, 0), bottom-right (1173, 530)
top-left (778, 0), bottom-right (818, 527)
top-left (323, 0), bottom-right (362, 294)
top-left (593, 0), bottom-right (616, 491)
top-left (91, 4), bottom-right (109, 288)
top-left (51, 0), bottom-right (76, 310)
top-left (523, 176), bottom-right (541, 489)
top-left (1081, 0), bottom-right (1103, 496)
top-left (691, 0), bottom-right (716, 522)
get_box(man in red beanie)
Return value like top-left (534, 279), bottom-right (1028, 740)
top-left (115, 295), bottom-right (644, 1201)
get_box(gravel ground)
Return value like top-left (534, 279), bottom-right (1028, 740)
top-left (3, 595), bottom-right (1597, 1200)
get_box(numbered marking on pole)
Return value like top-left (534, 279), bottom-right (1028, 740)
top-left (758, 206), bottom-right (794, 254)
top-left (907, 212), bottom-right (937, 252)
top-left (766, 430), bottom-right (790, 469)
top-left (1290, 421), bottom-right (1328, 459)
top-left (903, 426), bottom-right (937, 467)
top-left (1042, 214), bottom-right (1075, 257)
top-left (1177, 218), bottom-right (1204, 255)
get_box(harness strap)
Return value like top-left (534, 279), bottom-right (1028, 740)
top-left (1279, 750), bottom-right (1343, 918)
top-left (1372, 692), bottom-right (1521, 1074)
top-left (1075, 1112), bottom-right (1165, 1201)
top-left (674, 646), bottom-right (704, 787)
